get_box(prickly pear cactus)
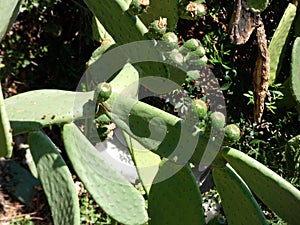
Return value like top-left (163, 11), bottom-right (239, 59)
top-left (269, 3), bottom-right (297, 85)
top-left (213, 164), bottom-right (268, 225)
top-left (139, 0), bottom-right (179, 31)
top-left (148, 159), bottom-right (206, 225)
top-left (28, 131), bottom-right (80, 225)
top-left (62, 123), bottom-right (148, 225)
top-left (0, 85), bottom-right (13, 158)
top-left (0, 0), bottom-right (23, 42)
top-left (179, 0), bottom-right (207, 20)
top-left (290, 37), bottom-right (300, 114)
top-left (83, 0), bottom-right (147, 44)
top-left (222, 147), bottom-right (300, 225)
top-left (5, 90), bottom-right (94, 135)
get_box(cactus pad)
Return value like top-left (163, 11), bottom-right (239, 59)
top-left (213, 164), bottom-right (268, 225)
top-left (148, 159), bottom-right (205, 224)
top-left (0, 85), bottom-right (13, 158)
top-left (62, 123), bottom-right (148, 225)
top-left (268, 3), bottom-right (297, 85)
top-left (5, 90), bottom-right (94, 135)
top-left (222, 147), bottom-right (300, 225)
top-left (28, 131), bottom-right (80, 225)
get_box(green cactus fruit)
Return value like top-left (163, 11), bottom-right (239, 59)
top-left (187, 55), bottom-right (208, 70)
top-left (192, 99), bottom-right (207, 119)
top-left (179, 0), bottom-right (207, 21)
top-left (213, 164), bottom-right (268, 225)
top-left (28, 131), bottom-right (80, 225)
top-left (291, 37), bottom-right (300, 113)
top-left (224, 124), bottom-right (241, 143)
top-left (0, 85), bottom-right (13, 158)
top-left (62, 123), bottom-right (148, 225)
top-left (222, 147), bottom-right (300, 225)
top-left (268, 3), bottom-right (297, 85)
top-left (193, 45), bottom-right (206, 58)
top-left (127, 0), bottom-right (150, 15)
top-left (161, 32), bottom-right (178, 48)
top-left (210, 112), bottom-right (226, 130)
top-left (84, 0), bottom-right (178, 87)
top-left (5, 90), bottom-right (95, 135)
top-left (168, 49), bottom-right (184, 66)
top-left (148, 159), bottom-right (206, 225)
top-left (0, 0), bottom-right (23, 42)
top-left (246, 0), bottom-right (269, 13)
top-left (182, 38), bottom-right (202, 51)
top-left (147, 17), bottom-right (168, 39)
top-left (93, 82), bottom-right (112, 104)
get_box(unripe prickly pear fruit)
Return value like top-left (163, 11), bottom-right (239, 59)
top-left (181, 38), bottom-right (202, 52)
top-left (210, 112), bottom-right (225, 130)
top-left (224, 124), bottom-right (241, 143)
top-left (179, 0), bottom-right (207, 20)
top-left (192, 99), bottom-right (207, 119)
top-left (193, 45), bottom-right (206, 58)
top-left (186, 55), bottom-right (208, 70)
top-left (162, 32), bottom-right (178, 49)
top-left (93, 82), bottom-right (112, 103)
top-left (167, 49), bottom-right (184, 66)
top-left (147, 17), bottom-right (167, 39)
top-left (127, 0), bottom-right (150, 15)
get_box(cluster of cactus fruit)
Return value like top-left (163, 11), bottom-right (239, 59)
top-left (1, 0), bottom-right (300, 225)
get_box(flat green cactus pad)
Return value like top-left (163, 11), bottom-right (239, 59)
top-left (5, 89), bottom-right (94, 135)
top-left (62, 123), bottom-right (148, 225)
top-left (148, 160), bottom-right (206, 225)
top-left (213, 164), bottom-right (268, 225)
top-left (269, 3), bottom-right (297, 85)
top-left (222, 147), bottom-right (300, 225)
top-left (291, 37), bottom-right (300, 113)
top-left (28, 131), bottom-right (80, 225)
top-left (0, 0), bottom-right (23, 42)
